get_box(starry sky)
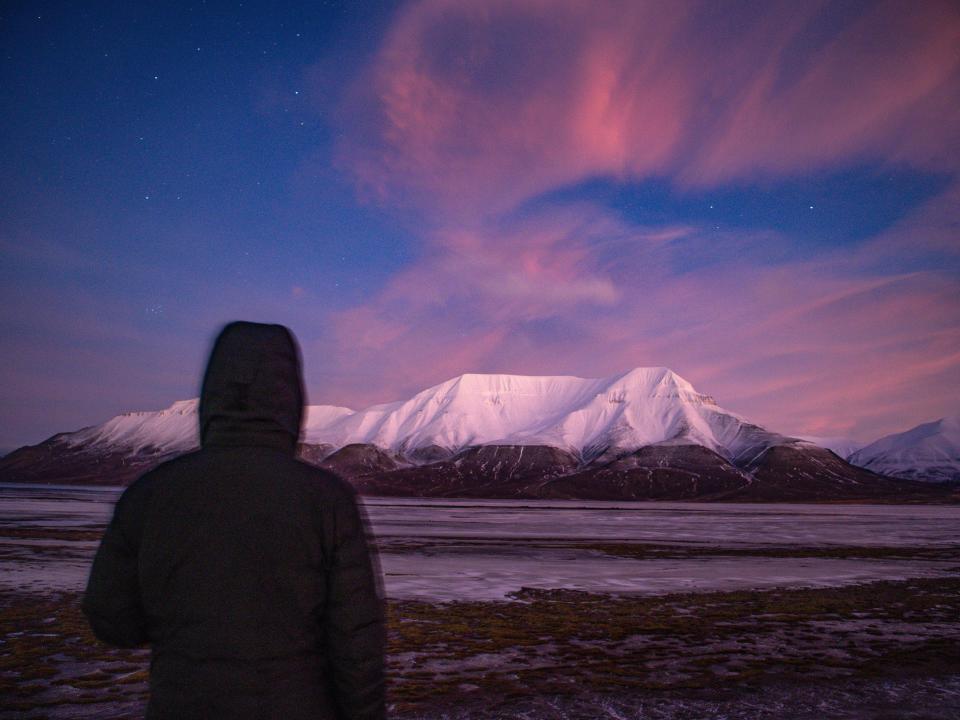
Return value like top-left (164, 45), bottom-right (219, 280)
top-left (2, 0), bottom-right (959, 451)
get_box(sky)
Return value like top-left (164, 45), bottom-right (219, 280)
top-left (1, 0), bottom-right (959, 451)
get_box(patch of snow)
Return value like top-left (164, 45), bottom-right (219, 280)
top-left (3, 487), bottom-right (959, 601)
top-left (849, 415), bottom-right (960, 483)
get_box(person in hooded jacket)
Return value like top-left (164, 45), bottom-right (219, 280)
top-left (82, 321), bottom-right (386, 720)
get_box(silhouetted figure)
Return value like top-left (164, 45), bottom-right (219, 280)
top-left (83, 321), bottom-right (386, 719)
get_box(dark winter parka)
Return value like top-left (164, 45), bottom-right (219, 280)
top-left (82, 321), bottom-right (386, 720)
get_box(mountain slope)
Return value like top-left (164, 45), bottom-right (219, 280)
top-left (353, 444), bottom-right (580, 498)
top-left (542, 443), bottom-right (754, 501)
top-left (741, 443), bottom-right (928, 501)
top-left (849, 415), bottom-right (960, 483)
top-left (797, 436), bottom-right (864, 460)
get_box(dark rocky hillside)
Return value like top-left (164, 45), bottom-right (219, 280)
top-left (1, 435), bottom-right (955, 502)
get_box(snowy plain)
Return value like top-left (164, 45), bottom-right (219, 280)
top-left (1, 484), bottom-right (959, 601)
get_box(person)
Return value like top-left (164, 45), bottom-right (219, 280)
top-left (82, 321), bottom-right (386, 720)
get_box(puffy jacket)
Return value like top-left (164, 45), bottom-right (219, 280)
top-left (82, 321), bottom-right (386, 720)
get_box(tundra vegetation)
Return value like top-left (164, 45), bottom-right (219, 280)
top-left (2, 532), bottom-right (959, 719)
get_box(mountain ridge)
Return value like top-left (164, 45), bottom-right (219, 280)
top-left (1, 368), bottom-right (955, 499)
top-left (51, 367), bottom-right (782, 463)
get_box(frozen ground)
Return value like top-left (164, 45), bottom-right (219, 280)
top-left (365, 496), bottom-right (960, 547)
top-left (395, 675), bottom-right (960, 719)
top-left (2, 484), bottom-right (959, 719)
top-left (378, 550), bottom-right (960, 601)
top-left (1, 485), bottom-right (959, 600)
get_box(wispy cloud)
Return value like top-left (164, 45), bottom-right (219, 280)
top-left (317, 0), bottom-right (960, 440)
top-left (339, 0), bottom-right (960, 215)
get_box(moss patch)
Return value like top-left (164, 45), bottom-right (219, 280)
top-left (383, 576), bottom-right (960, 711)
top-left (2, 576), bottom-right (959, 717)
top-left (0, 592), bottom-right (148, 717)
top-left (0, 527), bottom-right (105, 543)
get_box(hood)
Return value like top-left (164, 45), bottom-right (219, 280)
top-left (198, 321), bottom-right (304, 452)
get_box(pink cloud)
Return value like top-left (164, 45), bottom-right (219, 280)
top-left (337, 0), bottom-right (960, 215)
top-left (311, 0), bottom-right (960, 442)
top-left (339, 1), bottom-right (690, 217)
top-left (315, 203), bottom-right (960, 440)
top-left (691, 0), bottom-right (960, 184)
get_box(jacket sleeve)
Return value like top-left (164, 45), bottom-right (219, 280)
top-left (81, 484), bottom-right (149, 647)
top-left (323, 488), bottom-right (387, 720)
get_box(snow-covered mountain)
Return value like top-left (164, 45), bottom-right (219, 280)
top-left (0, 368), bottom-right (950, 500)
top-left (303, 367), bottom-right (793, 464)
top-left (62, 399), bottom-right (200, 455)
top-left (849, 415), bottom-right (960, 483)
top-left (47, 368), bottom-right (788, 463)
